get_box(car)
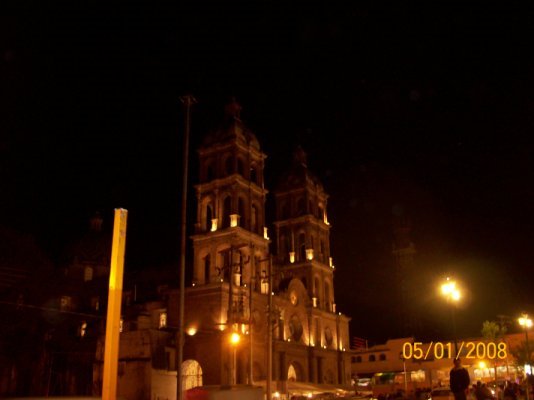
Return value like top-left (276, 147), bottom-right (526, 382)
top-left (430, 387), bottom-right (455, 400)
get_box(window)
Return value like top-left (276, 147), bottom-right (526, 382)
top-left (206, 162), bottom-right (215, 181)
top-left (280, 202), bottom-right (289, 219)
top-left (298, 233), bottom-right (306, 261)
top-left (159, 312), bottom-right (167, 329)
top-left (260, 270), bottom-right (269, 294)
top-left (225, 156), bottom-right (233, 175)
top-left (222, 196), bottom-right (231, 228)
top-left (379, 354), bottom-right (386, 361)
top-left (369, 355), bottom-right (376, 362)
top-left (251, 204), bottom-right (258, 233)
top-left (250, 167), bottom-right (257, 184)
top-left (60, 296), bottom-right (72, 311)
top-left (84, 266), bottom-right (93, 282)
top-left (238, 198), bottom-right (246, 228)
top-left (324, 283), bottom-right (330, 310)
top-left (297, 198), bottom-right (306, 216)
top-left (79, 321), bottom-right (87, 337)
top-left (205, 204), bottom-right (213, 231)
top-left (237, 158), bottom-right (245, 176)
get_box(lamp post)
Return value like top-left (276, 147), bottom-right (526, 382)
top-left (440, 277), bottom-right (461, 357)
top-left (518, 314), bottom-right (532, 400)
top-left (177, 94), bottom-right (196, 400)
top-left (230, 331), bottom-right (241, 385)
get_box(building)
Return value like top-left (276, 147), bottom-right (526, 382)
top-left (351, 333), bottom-right (527, 395)
top-left (94, 100), bottom-right (353, 399)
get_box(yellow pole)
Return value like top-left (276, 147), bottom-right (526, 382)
top-left (102, 208), bottom-right (128, 400)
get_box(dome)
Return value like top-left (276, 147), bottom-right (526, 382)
top-left (201, 99), bottom-right (260, 150)
top-left (276, 146), bottom-right (324, 192)
top-left (62, 213), bottom-right (111, 278)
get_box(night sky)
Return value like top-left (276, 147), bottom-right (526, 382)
top-left (2, 2), bottom-right (534, 343)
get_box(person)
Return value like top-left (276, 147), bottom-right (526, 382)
top-left (475, 381), bottom-right (486, 400)
top-left (450, 358), bottom-right (471, 400)
top-left (503, 381), bottom-right (516, 400)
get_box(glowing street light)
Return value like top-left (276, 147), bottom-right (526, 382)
top-left (518, 313), bottom-right (532, 400)
top-left (230, 332), bottom-right (241, 345)
top-left (440, 277), bottom-right (462, 357)
top-left (441, 277), bottom-right (461, 302)
top-left (230, 331), bottom-right (241, 385)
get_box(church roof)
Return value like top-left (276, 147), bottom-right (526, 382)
top-left (276, 146), bottom-right (324, 192)
top-left (62, 213), bottom-right (111, 266)
top-left (201, 99), bottom-right (260, 150)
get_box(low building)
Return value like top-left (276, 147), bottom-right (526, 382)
top-left (351, 333), bottom-right (526, 395)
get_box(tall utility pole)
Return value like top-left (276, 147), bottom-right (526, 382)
top-left (248, 249), bottom-right (255, 385)
top-left (267, 255), bottom-right (273, 400)
top-left (176, 95), bottom-right (196, 400)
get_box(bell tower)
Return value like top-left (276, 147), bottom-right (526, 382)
top-left (191, 99), bottom-right (270, 299)
top-left (272, 147), bottom-right (335, 312)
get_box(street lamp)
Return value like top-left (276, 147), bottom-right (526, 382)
top-left (518, 313), bottom-right (532, 400)
top-left (230, 331), bottom-right (241, 385)
top-left (440, 277), bottom-right (461, 356)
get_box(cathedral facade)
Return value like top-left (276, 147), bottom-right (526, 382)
top-left (94, 101), bottom-right (352, 399)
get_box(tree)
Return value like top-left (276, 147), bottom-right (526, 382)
top-left (481, 320), bottom-right (507, 380)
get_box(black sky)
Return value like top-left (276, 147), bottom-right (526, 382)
top-left (2, 2), bottom-right (534, 343)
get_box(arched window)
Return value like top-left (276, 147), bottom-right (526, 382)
top-left (182, 360), bottom-right (203, 391)
top-left (280, 202), bottom-right (289, 219)
top-left (298, 233), bottom-right (306, 261)
top-left (204, 254), bottom-right (211, 283)
top-left (237, 158), bottom-right (245, 177)
top-left (324, 282), bottom-right (330, 310)
top-left (225, 156), bottom-right (233, 176)
top-left (279, 234), bottom-right (287, 259)
top-left (221, 250), bottom-right (231, 281)
top-left (356, 356), bottom-right (362, 363)
top-left (369, 355), bottom-right (376, 362)
top-left (250, 167), bottom-right (257, 184)
top-left (222, 196), bottom-right (231, 228)
top-left (206, 162), bottom-right (215, 181)
top-left (320, 240), bottom-right (326, 261)
top-left (238, 197), bottom-right (246, 228)
top-left (251, 204), bottom-right (258, 233)
top-left (379, 354), bottom-right (386, 361)
top-left (314, 277), bottom-right (320, 299)
top-left (205, 203), bottom-right (213, 231)
top-left (297, 198), bottom-right (306, 216)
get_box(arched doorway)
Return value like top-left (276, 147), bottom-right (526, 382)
top-left (182, 359), bottom-right (203, 391)
top-left (287, 362), bottom-right (303, 382)
top-left (288, 364), bottom-right (297, 382)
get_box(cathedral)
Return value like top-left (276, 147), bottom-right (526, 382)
top-left (93, 100), bottom-right (352, 399)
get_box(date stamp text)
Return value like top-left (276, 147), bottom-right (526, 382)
top-left (402, 342), bottom-right (507, 360)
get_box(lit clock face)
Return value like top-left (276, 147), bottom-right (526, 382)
top-left (290, 291), bottom-right (298, 305)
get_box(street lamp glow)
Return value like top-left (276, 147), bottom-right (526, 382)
top-left (441, 277), bottom-right (461, 303)
top-left (441, 278), bottom-right (456, 296)
top-left (519, 314), bottom-right (533, 328)
top-left (230, 332), bottom-right (240, 345)
top-left (479, 361), bottom-right (486, 369)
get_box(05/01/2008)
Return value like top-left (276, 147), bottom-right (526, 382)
top-left (402, 341), bottom-right (507, 360)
